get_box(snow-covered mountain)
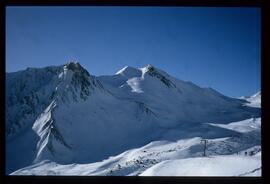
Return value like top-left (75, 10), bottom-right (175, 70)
top-left (6, 62), bottom-right (261, 175)
top-left (239, 91), bottom-right (261, 108)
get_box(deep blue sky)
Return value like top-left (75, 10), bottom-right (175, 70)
top-left (6, 7), bottom-right (260, 97)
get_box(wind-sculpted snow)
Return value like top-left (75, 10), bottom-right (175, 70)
top-left (6, 62), bottom-right (261, 175)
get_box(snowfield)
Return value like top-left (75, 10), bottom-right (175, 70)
top-left (11, 136), bottom-right (261, 176)
top-left (12, 117), bottom-right (261, 176)
top-left (208, 118), bottom-right (261, 133)
top-left (140, 154), bottom-right (261, 176)
top-left (6, 62), bottom-right (261, 176)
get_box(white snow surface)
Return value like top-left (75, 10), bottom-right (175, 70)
top-left (208, 118), bottom-right (261, 133)
top-left (140, 154), bottom-right (261, 176)
top-left (241, 91), bottom-right (261, 108)
top-left (6, 63), bottom-right (261, 176)
top-left (11, 134), bottom-right (261, 176)
top-left (12, 117), bottom-right (261, 176)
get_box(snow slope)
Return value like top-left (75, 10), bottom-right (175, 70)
top-left (140, 154), bottom-right (261, 176)
top-left (6, 62), bottom-right (261, 175)
top-left (11, 116), bottom-right (261, 176)
top-left (240, 91), bottom-right (261, 108)
top-left (6, 66), bottom-right (63, 173)
top-left (208, 118), bottom-right (261, 133)
top-left (99, 65), bottom-right (260, 125)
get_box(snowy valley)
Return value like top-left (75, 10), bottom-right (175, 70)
top-left (6, 62), bottom-right (261, 176)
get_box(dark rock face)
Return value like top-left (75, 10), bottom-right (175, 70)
top-left (66, 62), bottom-right (90, 77)
top-left (66, 62), bottom-right (104, 101)
top-left (146, 65), bottom-right (177, 88)
top-left (70, 68), bottom-right (92, 101)
top-left (5, 67), bottom-right (62, 139)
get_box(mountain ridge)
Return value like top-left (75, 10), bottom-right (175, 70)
top-left (6, 62), bottom-right (261, 174)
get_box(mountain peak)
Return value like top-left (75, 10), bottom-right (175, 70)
top-left (252, 91), bottom-right (261, 98)
top-left (51, 61), bottom-right (103, 102)
top-left (141, 64), bottom-right (155, 72)
top-left (65, 61), bottom-right (81, 70)
top-left (6, 62), bottom-right (261, 175)
top-left (64, 61), bottom-right (90, 77)
top-left (145, 64), bottom-right (154, 69)
top-left (144, 64), bottom-right (154, 69)
top-left (140, 64), bottom-right (160, 76)
top-left (142, 64), bottom-right (168, 77)
top-left (115, 66), bottom-right (141, 78)
top-left (141, 64), bottom-right (168, 76)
